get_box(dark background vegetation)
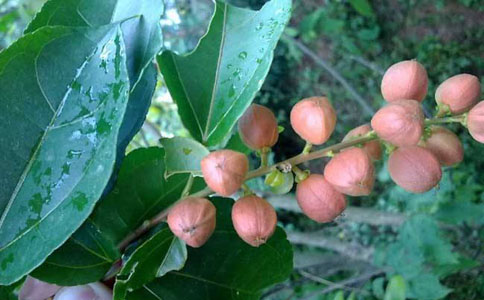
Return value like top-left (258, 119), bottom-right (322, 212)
top-left (1, 0), bottom-right (483, 299)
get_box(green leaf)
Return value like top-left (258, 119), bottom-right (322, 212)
top-left (435, 201), bottom-right (484, 226)
top-left (31, 219), bottom-right (120, 285)
top-left (113, 226), bottom-right (187, 300)
top-left (32, 147), bottom-right (195, 285)
top-left (375, 215), bottom-right (458, 300)
top-left (319, 17), bottom-right (345, 36)
top-left (348, 0), bottom-right (374, 17)
top-left (407, 273), bottom-right (451, 300)
top-left (25, 0), bottom-right (163, 185)
top-left (158, 0), bottom-right (292, 146)
top-left (334, 290), bottom-right (344, 300)
top-left (384, 275), bottom-right (406, 300)
top-left (0, 25), bottom-right (129, 285)
top-left (126, 197), bottom-right (293, 300)
top-left (160, 137), bottom-right (210, 177)
top-left (25, 0), bottom-right (164, 192)
top-left (372, 277), bottom-right (385, 299)
top-left (25, 0), bottom-right (164, 85)
top-left (0, 279), bottom-right (23, 300)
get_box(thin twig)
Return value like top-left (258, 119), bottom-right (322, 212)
top-left (286, 231), bottom-right (375, 262)
top-left (283, 35), bottom-right (375, 116)
top-left (247, 135), bottom-right (377, 179)
top-left (348, 55), bottom-right (385, 75)
top-left (299, 270), bottom-right (370, 295)
top-left (300, 269), bottom-right (384, 300)
top-left (425, 114), bottom-right (466, 126)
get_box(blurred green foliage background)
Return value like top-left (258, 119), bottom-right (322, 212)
top-left (1, 0), bottom-right (483, 299)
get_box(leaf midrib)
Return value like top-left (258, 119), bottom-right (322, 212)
top-left (202, 2), bottom-right (228, 142)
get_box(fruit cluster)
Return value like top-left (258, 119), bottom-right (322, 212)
top-left (167, 60), bottom-right (482, 248)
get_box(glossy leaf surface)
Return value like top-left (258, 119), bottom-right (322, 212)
top-left (158, 0), bottom-right (291, 146)
top-left (0, 25), bottom-right (129, 285)
top-left (25, 0), bottom-right (164, 191)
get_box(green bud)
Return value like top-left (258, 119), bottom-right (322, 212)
top-left (265, 170), bottom-right (285, 187)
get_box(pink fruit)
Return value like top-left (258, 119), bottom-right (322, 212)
top-left (19, 276), bottom-right (60, 300)
top-left (167, 197), bottom-right (216, 248)
top-left (238, 104), bottom-right (279, 150)
top-left (53, 282), bottom-right (112, 300)
top-left (290, 96), bottom-right (337, 145)
top-left (231, 196), bottom-right (277, 247)
top-left (388, 145), bottom-right (442, 193)
top-left (435, 74), bottom-right (481, 114)
top-left (296, 174), bottom-right (346, 223)
top-left (371, 99), bottom-right (424, 146)
top-left (324, 147), bottom-right (375, 196)
top-left (467, 100), bottom-right (484, 143)
top-left (421, 126), bottom-right (463, 166)
top-left (201, 150), bottom-right (248, 196)
top-left (342, 124), bottom-right (382, 161)
top-left (381, 60), bottom-right (428, 102)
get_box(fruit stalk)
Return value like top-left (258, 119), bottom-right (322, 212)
top-left (425, 114), bottom-right (467, 126)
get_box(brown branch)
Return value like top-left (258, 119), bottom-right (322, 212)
top-left (300, 269), bottom-right (384, 300)
top-left (287, 231), bottom-right (374, 262)
top-left (299, 270), bottom-right (370, 295)
top-left (348, 55), bottom-right (385, 75)
top-left (265, 194), bottom-right (406, 227)
top-left (117, 114), bottom-right (465, 251)
top-left (117, 135), bottom-right (377, 250)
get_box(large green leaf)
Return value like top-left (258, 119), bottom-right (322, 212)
top-left (0, 25), bottom-right (129, 285)
top-left (160, 137), bottom-right (210, 177)
top-left (26, 0), bottom-right (163, 85)
top-left (158, 0), bottom-right (291, 146)
top-left (26, 0), bottom-right (164, 191)
top-left (30, 219), bottom-right (120, 285)
top-left (113, 226), bottom-right (187, 300)
top-left (126, 197), bottom-right (293, 300)
top-left (32, 147), bottom-right (198, 285)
